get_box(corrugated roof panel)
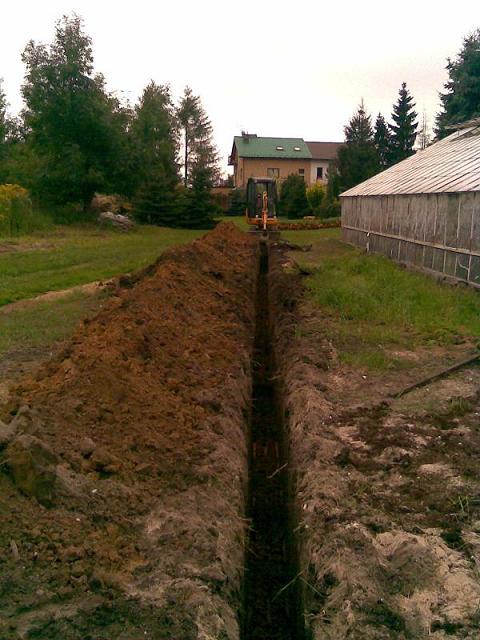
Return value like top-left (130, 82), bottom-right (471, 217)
top-left (341, 127), bottom-right (480, 196)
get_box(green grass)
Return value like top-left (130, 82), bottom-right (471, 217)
top-left (294, 238), bottom-right (480, 371)
top-left (0, 224), bottom-right (204, 306)
top-left (0, 290), bottom-right (105, 358)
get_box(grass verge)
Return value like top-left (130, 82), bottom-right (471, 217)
top-left (0, 224), bottom-right (204, 306)
top-left (293, 237), bottom-right (480, 371)
top-left (0, 290), bottom-right (106, 360)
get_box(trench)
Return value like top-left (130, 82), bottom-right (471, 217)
top-left (243, 241), bottom-right (303, 640)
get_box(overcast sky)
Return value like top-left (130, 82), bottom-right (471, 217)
top-left (1, 1), bottom-right (478, 175)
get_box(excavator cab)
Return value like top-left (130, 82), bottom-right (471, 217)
top-left (245, 177), bottom-right (278, 235)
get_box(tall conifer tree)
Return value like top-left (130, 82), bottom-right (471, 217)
top-left (436, 29), bottom-right (480, 138)
top-left (374, 113), bottom-right (392, 169)
top-left (177, 87), bottom-right (219, 187)
top-left (389, 82), bottom-right (418, 164)
top-left (131, 81), bottom-right (179, 226)
top-left (338, 100), bottom-right (379, 190)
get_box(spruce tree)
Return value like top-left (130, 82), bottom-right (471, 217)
top-left (131, 81), bottom-right (178, 224)
top-left (177, 87), bottom-right (219, 186)
top-left (131, 81), bottom-right (178, 189)
top-left (133, 168), bottom-right (178, 226)
top-left (176, 165), bottom-right (216, 229)
top-left (374, 113), bottom-right (392, 169)
top-left (338, 100), bottom-right (379, 190)
top-left (389, 82), bottom-right (418, 164)
top-left (436, 29), bottom-right (480, 137)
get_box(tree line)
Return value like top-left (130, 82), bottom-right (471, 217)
top-left (337, 28), bottom-right (480, 192)
top-left (0, 14), bottom-right (220, 228)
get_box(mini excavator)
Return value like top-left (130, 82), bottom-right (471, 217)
top-left (245, 177), bottom-right (279, 236)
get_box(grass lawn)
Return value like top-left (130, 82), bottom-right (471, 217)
top-left (0, 290), bottom-right (106, 360)
top-left (290, 235), bottom-right (480, 371)
top-left (0, 224), bottom-right (204, 306)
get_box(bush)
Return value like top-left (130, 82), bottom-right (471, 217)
top-left (0, 184), bottom-right (50, 236)
top-left (316, 198), bottom-right (341, 219)
top-left (306, 183), bottom-right (325, 211)
top-left (227, 188), bottom-right (246, 216)
top-left (133, 170), bottom-right (178, 227)
top-left (280, 174), bottom-right (310, 219)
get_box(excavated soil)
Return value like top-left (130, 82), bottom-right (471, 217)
top-left (3, 224), bottom-right (480, 640)
top-left (0, 223), bottom-right (257, 639)
top-left (270, 246), bottom-right (480, 639)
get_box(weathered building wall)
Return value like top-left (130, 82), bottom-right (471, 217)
top-left (341, 192), bottom-right (480, 287)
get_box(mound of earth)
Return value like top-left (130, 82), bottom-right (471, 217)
top-left (0, 223), bottom-right (257, 640)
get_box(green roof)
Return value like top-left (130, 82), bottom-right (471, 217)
top-left (233, 136), bottom-right (312, 159)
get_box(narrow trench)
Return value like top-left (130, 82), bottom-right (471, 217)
top-left (243, 241), bottom-right (303, 640)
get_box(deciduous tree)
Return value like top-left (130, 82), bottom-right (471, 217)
top-left (21, 14), bottom-right (128, 209)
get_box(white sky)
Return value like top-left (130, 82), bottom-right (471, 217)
top-left (1, 1), bottom-right (478, 175)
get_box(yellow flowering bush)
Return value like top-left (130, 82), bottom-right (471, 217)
top-left (0, 184), bottom-right (34, 236)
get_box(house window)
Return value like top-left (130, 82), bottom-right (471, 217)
top-left (316, 167), bottom-right (323, 180)
top-left (299, 168), bottom-right (305, 177)
top-left (267, 168), bottom-right (279, 178)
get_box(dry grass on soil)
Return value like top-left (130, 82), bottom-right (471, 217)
top-left (271, 244), bottom-right (480, 639)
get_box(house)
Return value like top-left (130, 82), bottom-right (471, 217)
top-left (228, 134), bottom-right (342, 187)
top-left (341, 120), bottom-right (480, 287)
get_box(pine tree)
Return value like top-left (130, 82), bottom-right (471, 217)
top-left (389, 82), bottom-right (418, 164)
top-left (338, 100), bottom-right (379, 190)
top-left (436, 30), bottom-right (480, 138)
top-left (374, 113), bottom-right (392, 169)
top-left (177, 87), bottom-right (219, 187)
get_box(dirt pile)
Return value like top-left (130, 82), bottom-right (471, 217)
top-left (270, 245), bottom-right (480, 639)
top-left (0, 223), bottom-right (257, 639)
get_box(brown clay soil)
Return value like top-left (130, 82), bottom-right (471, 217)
top-left (0, 223), bottom-right (257, 640)
top-left (270, 245), bottom-right (480, 639)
